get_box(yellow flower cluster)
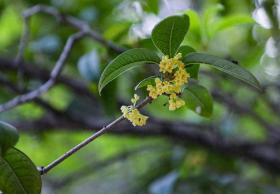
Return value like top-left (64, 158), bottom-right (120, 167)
top-left (147, 53), bottom-right (190, 111)
top-left (159, 53), bottom-right (183, 73)
top-left (121, 94), bottom-right (148, 126)
top-left (168, 93), bottom-right (185, 111)
top-left (120, 53), bottom-right (189, 126)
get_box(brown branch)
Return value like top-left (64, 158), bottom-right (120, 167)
top-left (3, 62), bottom-right (279, 174)
top-left (0, 31), bottom-right (86, 112)
top-left (13, 113), bottom-right (280, 174)
top-left (1, 3), bottom-right (279, 178)
top-left (0, 58), bottom-right (98, 102)
top-left (0, 77), bottom-right (85, 124)
top-left (0, 3), bottom-right (127, 113)
top-left (38, 97), bottom-right (152, 175)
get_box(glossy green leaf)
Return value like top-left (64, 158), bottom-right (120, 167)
top-left (0, 148), bottom-right (42, 194)
top-left (98, 48), bottom-right (160, 94)
top-left (183, 53), bottom-right (261, 90)
top-left (151, 15), bottom-right (189, 57)
top-left (135, 76), bottom-right (156, 90)
top-left (178, 45), bottom-right (195, 57)
top-left (0, 121), bottom-right (19, 154)
top-left (182, 84), bottom-right (213, 117)
top-left (178, 45), bottom-right (199, 79)
top-left (186, 64), bottom-right (200, 79)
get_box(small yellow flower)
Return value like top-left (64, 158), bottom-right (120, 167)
top-left (147, 85), bottom-right (158, 99)
top-left (131, 94), bottom-right (140, 105)
top-left (159, 56), bottom-right (173, 73)
top-left (173, 67), bottom-right (190, 86)
top-left (121, 94), bottom-right (148, 126)
top-left (121, 106), bottom-right (148, 126)
top-left (121, 105), bottom-right (129, 115)
top-left (176, 98), bottom-right (185, 108)
top-left (169, 102), bottom-right (176, 111)
top-left (168, 93), bottom-right (185, 111)
top-left (146, 52), bottom-right (188, 111)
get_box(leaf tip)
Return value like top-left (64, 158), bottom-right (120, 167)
top-left (98, 85), bottom-right (103, 96)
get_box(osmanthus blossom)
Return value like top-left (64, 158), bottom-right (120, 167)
top-left (121, 53), bottom-right (190, 126)
top-left (121, 94), bottom-right (148, 126)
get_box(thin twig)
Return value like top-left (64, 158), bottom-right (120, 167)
top-left (0, 58), bottom-right (99, 102)
top-left (0, 4), bottom-right (127, 113)
top-left (39, 97), bottom-right (152, 175)
top-left (0, 31), bottom-right (86, 113)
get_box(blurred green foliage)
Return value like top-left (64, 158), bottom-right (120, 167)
top-left (1, 0), bottom-right (280, 194)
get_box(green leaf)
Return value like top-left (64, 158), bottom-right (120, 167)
top-left (98, 48), bottom-right (160, 94)
top-left (104, 22), bottom-right (131, 40)
top-left (186, 64), bottom-right (200, 79)
top-left (0, 148), bottom-right (42, 194)
top-left (143, 0), bottom-right (159, 14)
top-left (184, 10), bottom-right (201, 47)
top-left (135, 76), bottom-right (156, 90)
top-left (178, 45), bottom-right (195, 57)
top-left (182, 84), bottom-right (213, 117)
top-left (178, 45), bottom-right (199, 79)
top-left (183, 53), bottom-right (261, 90)
top-left (184, 10), bottom-right (200, 34)
top-left (209, 15), bottom-right (254, 38)
top-left (151, 15), bottom-right (189, 57)
top-left (203, 4), bottom-right (224, 40)
top-left (0, 121), bottom-right (19, 154)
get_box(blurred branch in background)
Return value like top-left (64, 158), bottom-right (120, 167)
top-left (0, 4), bottom-right (126, 112)
top-left (0, 2), bottom-right (280, 173)
top-left (0, 31), bottom-right (86, 112)
top-left (2, 51), bottom-right (280, 174)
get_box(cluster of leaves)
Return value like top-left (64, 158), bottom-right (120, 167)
top-left (98, 14), bottom-right (260, 118)
top-left (0, 122), bottom-right (41, 194)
